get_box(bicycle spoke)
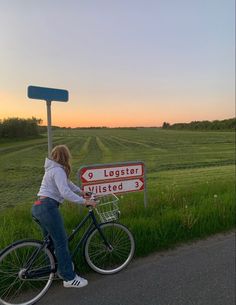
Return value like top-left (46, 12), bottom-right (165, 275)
top-left (10, 280), bottom-right (25, 302)
top-left (1, 274), bottom-right (20, 300)
top-left (112, 248), bottom-right (129, 259)
top-left (92, 252), bottom-right (109, 267)
top-left (85, 223), bottom-right (134, 274)
top-left (88, 248), bottom-right (107, 259)
top-left (112, 230), bottom-right (127, 245)
top-left (0, 241), bottom-right (54, 305)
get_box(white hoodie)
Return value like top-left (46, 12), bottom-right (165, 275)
top-left (37, 158), bottom-right (86, 205)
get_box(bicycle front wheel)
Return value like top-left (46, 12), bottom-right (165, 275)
top-left (0, 240), bottom-right (55, 305)
top-left (84, 223), bottom-right (135, 274)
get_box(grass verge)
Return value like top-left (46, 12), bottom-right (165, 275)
top-left (0, 176), bottom-right (235, 274)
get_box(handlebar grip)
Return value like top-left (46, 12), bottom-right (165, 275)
top-left (85, 191), bottom-right (93, 196)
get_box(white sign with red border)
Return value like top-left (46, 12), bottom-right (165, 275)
top-left (82, 178), bottom-right (144, 196)
top-left (80, 162), bottom-right (144, 183)
top-left (78, 161), bottom-right (147, 207)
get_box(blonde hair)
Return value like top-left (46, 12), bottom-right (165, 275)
top-left (51, 145), bottom-right (72, 177)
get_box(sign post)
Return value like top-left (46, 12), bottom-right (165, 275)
top-left (27, 85), bottom-right (69, 156)
top-left (46, 100), bottom-right (52, 154)
top-left (78, 161), bottom-right (147, 207)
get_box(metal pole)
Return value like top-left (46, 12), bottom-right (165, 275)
top-left (46, 100), bottom-right (52, 157)
top-left (143, 163), bottom-right (147, 208)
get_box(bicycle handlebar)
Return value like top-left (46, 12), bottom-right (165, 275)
top-left (85, 193), bottom-right (118, 209)
top-left (84, 193), bottom-right (100, 209)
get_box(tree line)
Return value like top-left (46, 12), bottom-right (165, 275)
top-left (1, 117), bottom-right (235, 139)
top-left (0, 117), bottom-right (42, 139)
top-left (162, 118), bottom-right (236, 131)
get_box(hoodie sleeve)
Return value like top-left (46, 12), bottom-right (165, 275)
top-left (68, 180), bottom-right (82, 193)
top-left (53, 168), bottom-right (86, 204)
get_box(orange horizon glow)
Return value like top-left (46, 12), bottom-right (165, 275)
top-left (0, 91), bottom-right (234, 128)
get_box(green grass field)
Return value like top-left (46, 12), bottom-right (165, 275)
top-left (0, 128), bottom-right (235, 262)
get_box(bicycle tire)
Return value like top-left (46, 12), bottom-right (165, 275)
top-left (0, 239), bottom-right (55, 305)
top-left (84, 223), bottom-right (135, 274)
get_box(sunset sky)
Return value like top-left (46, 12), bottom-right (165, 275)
top-left (0, 0), bottom-right (235, 127)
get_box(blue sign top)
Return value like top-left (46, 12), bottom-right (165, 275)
top-left (28, 85), bottom-right (69, 102)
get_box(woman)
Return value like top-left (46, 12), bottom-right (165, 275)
top-left (32, 145), bottom-right (96, 288)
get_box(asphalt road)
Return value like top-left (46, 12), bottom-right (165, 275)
top-left (37, 232), bottom-right (235, 305)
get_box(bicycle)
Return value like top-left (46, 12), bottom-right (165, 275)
top-left (0, 193), bottom-right (135, 305)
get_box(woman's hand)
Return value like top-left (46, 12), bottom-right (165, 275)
top-left (84, 199), bottom-right (97, 208)
top-left (81, 191), bottom-right (93, 198)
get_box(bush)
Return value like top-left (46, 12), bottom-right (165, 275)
top-left (162, 118), bottom-right (236, 131)
top-left (0, 117), bottom-right (42, 139)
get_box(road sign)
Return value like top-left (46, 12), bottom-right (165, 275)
top-left (28, 86), bottom-right (68, 102)
top-left (78, 161), bottom-right (147, 207)
top-left (82, 178), bottom-right (144, 196)
top-left (27, 85), bottom-right (69, 156)
top-left (80, 163), bottom-right (144, 183)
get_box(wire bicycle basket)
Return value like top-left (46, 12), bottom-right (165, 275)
top-left (95, 193), bottom-right (120, 223)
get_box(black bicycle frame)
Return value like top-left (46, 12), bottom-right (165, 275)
top-left (25, 209), bottom-right (111, 279)
top-left (68, 209), bottom-right (112, 258)
top-left (22, 238), bottom-right (54, 279)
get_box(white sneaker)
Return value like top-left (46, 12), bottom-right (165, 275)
top-left (63, 274), bottom-right (88, 288)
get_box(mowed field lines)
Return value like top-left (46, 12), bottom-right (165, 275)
top-left (0, 128), bottom-right (235, 209)
top-left (0, 128), bottom-right (235, 256)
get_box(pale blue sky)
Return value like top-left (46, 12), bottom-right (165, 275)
top-left (0, 0), bottom-right (235, 127)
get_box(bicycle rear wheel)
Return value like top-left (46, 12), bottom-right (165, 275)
top-left (84, 223), bottom-right (135, 274)
top-left (0, 240), bottom-right (55, 305)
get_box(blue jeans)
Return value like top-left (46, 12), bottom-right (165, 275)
top-left (31, 197), bottom-right (75, 281)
